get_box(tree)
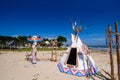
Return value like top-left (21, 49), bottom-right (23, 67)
top-left (57, 36), bottom-right (67, 47)
top-left (40, 38), bottom-right (50, 46)
top-left (17, 36), bottom-right (28, 46)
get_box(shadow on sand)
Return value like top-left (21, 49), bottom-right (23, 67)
top-left (88, 71), bottom-right (111, 80)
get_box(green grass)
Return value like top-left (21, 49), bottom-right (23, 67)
top-left (0, 47), bottom-right (67, 51)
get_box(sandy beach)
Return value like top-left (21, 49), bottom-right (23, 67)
top-left (0, 50), bottom-right (118, 80)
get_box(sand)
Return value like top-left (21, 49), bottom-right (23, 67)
top-left (0, 50), bottom-right (118, 80)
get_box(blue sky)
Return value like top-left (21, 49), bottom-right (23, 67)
top-left (0, 0), bottom-right (120, 45)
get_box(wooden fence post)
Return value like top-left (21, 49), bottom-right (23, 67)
top-left (108, 25), bottom-right (114, 79)
top-left (115, 22), bottom-right (120, 80)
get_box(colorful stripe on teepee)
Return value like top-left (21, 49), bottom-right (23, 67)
top-left (57, 63), bottom-right (98, 77)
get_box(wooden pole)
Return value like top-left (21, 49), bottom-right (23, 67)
top-left (50, 40), bottom-right (57, 62)
top-left (50, 46), bottom-right (54, 61)
top-left (115, 22), bottom-right (120, 80)
top-left (108, 25), bottom-right (114, 79)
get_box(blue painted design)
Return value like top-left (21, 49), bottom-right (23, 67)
top-left (66, 70), bottom-right (73, 75)
top-left (57, 63), bottom-right (64, 72)
top-left (59, 67), bottom-right (64, 72)
top-left (75, 72), bottom-right (83, 76)
top-left (57, 63), bottom-right (98, 77)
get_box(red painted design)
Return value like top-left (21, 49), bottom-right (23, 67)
top-left (64, 68), bottom-right (69, 72)
top-left (28, 38), bottom-right (41, 40)
top-left (80, 70), bottom-right (86, 75)
top-left (71, 69), bottom-right (78, 75)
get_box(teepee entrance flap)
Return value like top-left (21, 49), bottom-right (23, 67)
top-left (64, 47), bottom-right (79, 68)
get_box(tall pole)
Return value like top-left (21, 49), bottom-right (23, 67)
top-left (108, 25), bottom-right (114, 79)
top-left (115, 22), bottom-right (120, 80)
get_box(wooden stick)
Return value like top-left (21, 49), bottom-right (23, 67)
top-left (108, 25), bottom-right (114, 79)
top-left (102, 69), bottom-right (115, 80)
top-left (115, 22), bottom-right (120, 80)
top-left (105, 29), bottom-right (120, 36)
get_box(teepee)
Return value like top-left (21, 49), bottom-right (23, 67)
top-left (57, 33), bottom-right (98, 77)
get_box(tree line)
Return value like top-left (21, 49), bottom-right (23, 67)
top-left (0, 35), bottom-right (67, 49)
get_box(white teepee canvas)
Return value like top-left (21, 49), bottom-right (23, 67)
top-left (57, 34), bottom-right (98, 77)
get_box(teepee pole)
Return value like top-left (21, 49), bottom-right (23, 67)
top-left (115, 22), bottom-right (120, 80)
